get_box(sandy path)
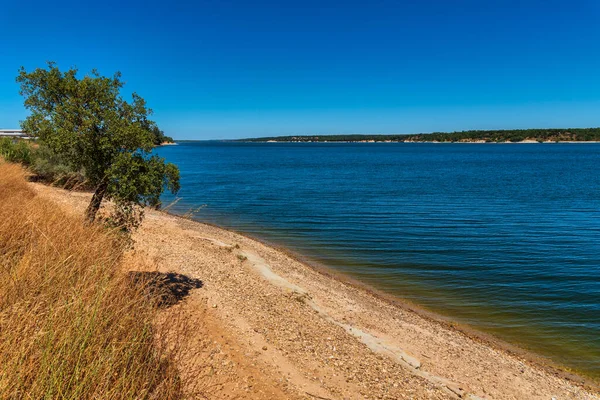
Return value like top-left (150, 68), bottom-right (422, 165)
top-left (32, 184), bottom-right (599, 400)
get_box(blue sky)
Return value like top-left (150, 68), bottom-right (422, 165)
top-left (1, 0), bottom-right (599, 139)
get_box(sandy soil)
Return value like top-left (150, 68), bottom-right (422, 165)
top-left (32, 183), bottom-right (599, 400)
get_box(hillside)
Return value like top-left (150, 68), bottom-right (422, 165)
top-left (26, 176), bottom-right (600, 400)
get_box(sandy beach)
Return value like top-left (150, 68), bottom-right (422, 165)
top-left (32, 183), bottom-right (600, 400)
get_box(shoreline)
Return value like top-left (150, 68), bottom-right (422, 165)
top-left (174, 214), bottom-right (599, 387)
top-left (237, 140), bottom-right (600, 144)
top-left (30, 183), bottom-right (600, 399)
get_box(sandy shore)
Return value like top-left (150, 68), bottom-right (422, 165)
top-left (32, 183), bottom-right (599, 400)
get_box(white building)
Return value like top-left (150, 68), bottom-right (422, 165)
top-left (0, 129), bottom-right (28, 138)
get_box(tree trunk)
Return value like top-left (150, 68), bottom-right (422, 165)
top-left (85, 181), bottom-right (108, 222)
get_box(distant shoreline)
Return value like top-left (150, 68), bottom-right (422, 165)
top-left (237, 140), bottom-right (600, 144)
top-left (236, 128), bottom-right (600, 144)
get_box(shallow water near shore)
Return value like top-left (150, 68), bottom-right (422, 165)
top-left (156, 141), bottom-right (600, 378)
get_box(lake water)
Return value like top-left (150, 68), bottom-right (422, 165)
top-left (156, 142), bottom-right (600, 378)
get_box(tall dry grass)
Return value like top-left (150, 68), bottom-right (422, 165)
top-left (0, 162), bottom-right (183, 399)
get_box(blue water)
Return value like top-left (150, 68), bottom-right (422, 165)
top-left (156, 142), bottom-right (600, 377)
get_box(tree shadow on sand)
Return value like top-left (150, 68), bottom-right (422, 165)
top-left (128, 271), bottom-right (203, 308)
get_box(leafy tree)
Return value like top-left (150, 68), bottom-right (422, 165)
top-left (17, 62), bottom-right (180, 222)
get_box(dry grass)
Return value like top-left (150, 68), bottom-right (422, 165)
top-left (0, 162), bottom-right (184, 399)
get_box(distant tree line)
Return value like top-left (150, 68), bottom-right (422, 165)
top-left (239, 128), bottom-right (600, 143)
top-left (151, 126), bottom-right (174, 145)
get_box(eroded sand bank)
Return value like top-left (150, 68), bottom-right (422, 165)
top-left (32, 183), bottom-right (599, 400)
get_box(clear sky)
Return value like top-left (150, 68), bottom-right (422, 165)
top-left (1, 0), bottom-right (599, 139)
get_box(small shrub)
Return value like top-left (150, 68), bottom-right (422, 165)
top-left (30, 144), bottom-right (88, 188)
top-left (100, 201), bottom-right (145, 233)
top-left (0, 137), bottom-right (33, 164)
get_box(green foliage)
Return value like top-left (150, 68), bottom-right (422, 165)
top-left (30, 144), bottom-right (87, 188)
top-left (0, 138), bottom-right (85, 188)
top-left (17, 62), bottom-right (180, 222)
top-left (0, 138), bottom-right (33, 164)
top-left (106, 152), bottom-right (180, 206)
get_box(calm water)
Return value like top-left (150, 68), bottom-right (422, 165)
top-left (156, 142), bottom-right (600, 378)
